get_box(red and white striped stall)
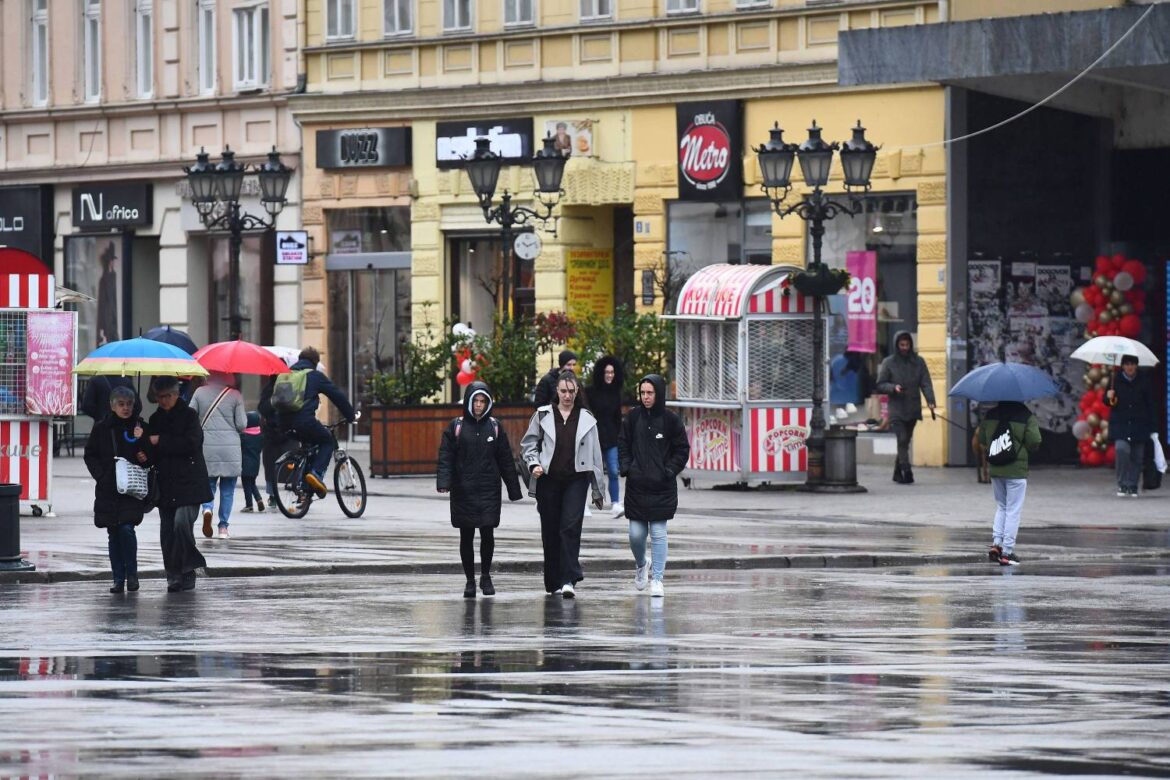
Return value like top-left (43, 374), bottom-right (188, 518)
top-left (1, 271), bottom-right (76, 515)
top-left (667, 263), bottom-right (825, 485)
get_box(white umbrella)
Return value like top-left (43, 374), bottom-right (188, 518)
top-left (263, 346), bottom-right (326, 372)
top-left (1071, 336), bottom-right (1159, 367)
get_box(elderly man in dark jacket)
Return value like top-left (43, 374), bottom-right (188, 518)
top-left (1107, 354), bottom-right (1156, 496)
top-left (875, 331), bottom-right (936, 484)
top-left (619, 374), bottom-right (690, 598)
top-left (276, 347), bottom-right (355, 498)
top-left (145, 376), bottom-right (211, 592)
top-left (436, 381), bottom-right (523, 598)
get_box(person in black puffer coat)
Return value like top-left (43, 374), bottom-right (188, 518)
top-left (1107, 354), bottom-right (1157, 496)
top-left (83, 385), bottom-right (149, 594)
top-left (144, 376), bottom-right (211, 592)
top-left (619, 374), bottom-right (690, 598)
top-left (588, 355), bottom-right (625, 515)
top-left (437, 381), bottom-right (523, 598)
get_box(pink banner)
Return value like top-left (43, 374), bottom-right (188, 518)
top-left (26, 311), bottom-right (76, 416)
top-left (846, 250), bottom-right (877, 353)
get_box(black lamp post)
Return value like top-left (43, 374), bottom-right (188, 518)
top-left (755, 120), bottom-right (878, 491)
top-left (464, 135), bottom-right (567, 322)
top-left (184, 146), bottom-right (293, 340)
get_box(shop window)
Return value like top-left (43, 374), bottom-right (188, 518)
top-left (65, 235), bottom-right (127, 351)
top-left (667, 0), bottom-right (699, 14)
top-left (31, 0), bottom-right (49, 106)
top-left (83, 0), bottom-right (101, 102)
top-left (326, 207), bottom-right (411, 255)
top-left (579, 0), bottom-right (610, 20)
top-left (326, 0), bottom-right (355, 39)
top-left (667, 198), bottom-right (773, 287)
top-left (443, 0), bottom-right (472, 31)
top-left (232, 2), bottom-right (269, 90)
top-left (384, 0), bottom-right (412, 35)
top-left (209, 235), bottom-right (265, 343)
top-left (197, 0), bottom-right (216, 94)
top-left (136, 0), bottom-right (154, 98)
top-left (504, 0), bottom-right (534, 26)
top-left (735, 0), bottom-right (770, 7)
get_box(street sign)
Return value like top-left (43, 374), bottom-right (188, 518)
top-left (275, 231), bottom-right (309, 265)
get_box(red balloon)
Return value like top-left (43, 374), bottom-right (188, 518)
top-left (456, 370), bottom-right (474, 386)
top-left (1086, 450), bottom-right (1105, 467)
top-left (1096, 257), bottom-right (1112, 274)
top-left (1122, 259), bottom-right (1146, 284)
top-left (1112, 253), bottom-right (1126, 269)
top-left (1119, 314), bottom-right (1141, 338)
top-left (1133, 299), bottom-right (1145, 315)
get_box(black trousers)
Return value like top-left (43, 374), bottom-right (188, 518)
top-left (159, 504), bottom-right (208, 586)
top-left (535, 474), bottom-right (589, 592)
top-left (891, 419), bottom-right (917, 467)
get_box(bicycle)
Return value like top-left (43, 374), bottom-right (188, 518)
top-left (273, 416), bottom-right (368, 519)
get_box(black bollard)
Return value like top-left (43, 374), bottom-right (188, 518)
top-left (0, 484), bottom-right (35, 572)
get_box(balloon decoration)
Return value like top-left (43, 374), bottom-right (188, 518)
top-left (451, 323), bottom-right (484, 387)
top-left (1069, 254), bottom-right (1147, 467)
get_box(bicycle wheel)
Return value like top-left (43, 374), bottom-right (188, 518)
top-left (334, 456), bottom-right (367, 518)
top-left (274, 460), bottom-right (312, 519)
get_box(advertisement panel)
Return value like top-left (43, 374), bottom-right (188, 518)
top-left (436, 118), bottom-right (534, 169)
top-left (675, 101), bottom-right (742, 201)
top-left (25, 311), bottom-right (76, 416)
top-left (846, 250), bottom-right (877, 352)
top-left (566, 248), bottom-right (613, 320)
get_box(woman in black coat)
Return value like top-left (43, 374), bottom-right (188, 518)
top-left (619, 374), bottom-right (690, 598)
top-left (589, 355), bottom-right (625, 515)
top-left (83, 385), bottom-right (148, 593)
top-left (437, 381), bottom-right (523, 598)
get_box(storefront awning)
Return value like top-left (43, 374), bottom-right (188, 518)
top-left (839, 5), bottom-right (1170, 105)
top-left (673, 263), bottom-right (812, 319)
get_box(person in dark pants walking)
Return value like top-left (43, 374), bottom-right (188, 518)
top-left (1107, 354), bottom-right (1156, 497)
top-left (436, 381), bottom-right (523, 598)
top-left (239, 411), bottom-right (265, 512)
top-left (588, 355), bottom-right (625, 516)
top-left (875, 331), bottom-right (936, 483)
top-left (521, 370), bottom-right (604, 598)
top-left (144, 376), bottom-right (211, 592)
top-left (83, 385), bottom-right (149, 593)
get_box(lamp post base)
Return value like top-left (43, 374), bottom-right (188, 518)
top-left (798, 482), bottom-right (868, 494)
top-left (0, 558), bottom-right (35, 572)
top-left (801, 429), bottom-right (868, 493)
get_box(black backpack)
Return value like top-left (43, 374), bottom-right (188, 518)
top-left (985, 416), bottom-right (1019, 466)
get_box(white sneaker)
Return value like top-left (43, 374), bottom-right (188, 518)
top-left (650, 580), bottom-right (664, 598)
top-left (552, 587), bottom-right (563, 596)
top-left (634, 561), bottom-right (649, 591)
top-left (561, 583), bottom-right (575, 599)
top-left (218, 528), bottom-right (230, 539)
top-left (611, 502), bottom-right (624, 518)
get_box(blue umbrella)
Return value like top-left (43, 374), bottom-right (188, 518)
top-left (143, 325), bottom-right (198, 355)
top-left (73, 337), bottom-right (208, 377)
top-left (948, 362), bottom-right (1058, 403)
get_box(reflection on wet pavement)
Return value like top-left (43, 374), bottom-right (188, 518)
top-left (1, 564), bottom-right (1168, 777)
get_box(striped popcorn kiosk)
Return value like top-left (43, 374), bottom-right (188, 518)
top-left (1, 261), bottom-right (78, 517)
top-left (667, 263), bottom-right (825, 486)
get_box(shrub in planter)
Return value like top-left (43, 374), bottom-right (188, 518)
top-left (368, 316), bottom-right (459, 406)
top-left (570, 306), bottom-right (675, 399)
top-left (469, 316), bottom-right (539, 404)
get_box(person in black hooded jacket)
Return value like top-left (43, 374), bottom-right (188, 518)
top-left (83, 385), bottom-right (149, 593)
top-left (437, 381), bottom-right (523, 598)
top-left (588, 355), bottom-right (625, 516)
top-left (618, 374), bottom-right (690, 598)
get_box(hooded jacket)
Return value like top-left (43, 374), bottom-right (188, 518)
top-left (618, 374), bottom-right (691, 522)
top-left (588, 356), bottom-right (625, 450)
top-left (241, 411), bottom-right (263, 479)
top-left (83, 412), bottom-right (149, 528)
top-left (436, 381), bottom-right (523, 529)
top-left (975, 402), bottom-right (1042, 479)
top-left (875, 331), bottom-right (936, 423)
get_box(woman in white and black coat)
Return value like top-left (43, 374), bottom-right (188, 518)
top-left (521, 370), bottom-right (604, 599)
top-left (83, 385), bottom-right (149, 593)
top-left (436, 381), bottom-right (523, 599)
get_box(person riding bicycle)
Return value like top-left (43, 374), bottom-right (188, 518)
top-left (272, 347), bottom-right (355, 498)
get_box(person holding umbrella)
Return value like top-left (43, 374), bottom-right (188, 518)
top-left (1107, 355), bottom-right (1156, 497)
top-left (951, 362), bottom-right (1051, 567)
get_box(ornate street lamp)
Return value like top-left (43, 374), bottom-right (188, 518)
top-left (183, 145), bottom-right (294, 340)
top-left (754, 119), bottom-right (879, 492)
top-left (464, 135), bottom-right (567, 322)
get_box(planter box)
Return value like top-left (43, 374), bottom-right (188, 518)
top-left (369, 403), bottom-right (537, 477)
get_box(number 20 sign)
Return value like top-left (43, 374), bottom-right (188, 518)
top-left (845, 250), bottom-right (877, 353)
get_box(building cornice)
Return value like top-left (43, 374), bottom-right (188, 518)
top-left (0, 152), bottom-right (301, 186)
top-left (0, 92), bottom-right (293, 126)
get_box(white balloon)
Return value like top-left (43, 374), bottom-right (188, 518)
top-left (1072, 420), bottom-right (1091, 440)
top-left (461, 359), bottom-right (472, 373)
top-left (1074, 303), bottom-right (1094, 323)
top-left (1113, 271), bottom-right (1134, 291)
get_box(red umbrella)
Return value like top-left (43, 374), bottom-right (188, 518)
top-left (193, 340), bottom-right (291, 375)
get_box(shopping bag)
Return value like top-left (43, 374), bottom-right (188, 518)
top-left (115, 457), bottom-right (150, 500)
top-left (1152, 433), bottom-right (1167, 474)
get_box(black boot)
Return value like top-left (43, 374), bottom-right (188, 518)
top-left (480, 574), bottom-right (495, 597)
top-left (903, 466), bottom-right (915, 484)
top-left (463, 579), bottom-right (476, 599)
top-left (892, 465), bottom-right (905, 483)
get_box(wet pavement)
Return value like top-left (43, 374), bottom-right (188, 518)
top-left (1, 564), bottom-right (1168, 777)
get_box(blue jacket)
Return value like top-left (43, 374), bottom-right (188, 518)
top-left (277, 359), bottom-right (356, 426)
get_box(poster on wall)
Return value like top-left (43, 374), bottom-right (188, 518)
top-left (845, 251), bottom-right (877, 353)
top-left (566, 249), bottom-right (614, 320)
top-left (25, 311), bottom-right (76, 416)
top-left (544, 120), bottom-right (594, 158)
top-left (65, 235), bottom-right (125, 351)
top-left (676, 101), bottom-right (742, 201)
top-left (436, 118), bottom-right (535, 169)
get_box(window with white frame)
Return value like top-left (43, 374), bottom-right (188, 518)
top-left (136, 0), bottom-right (153, 97)
top-left (666, 0), bottom-right (699, 13)
top-left (579, 0), bottom-right (611, 20)
top-left (443, 0), bottom-right (471, 31)
top-left (504, 0), bottom-right (533, 26)
top-left (83, 0), bottom-right (102, 101)
top-left (326, 0), bottom-right (355, 39)
top-left (197, 0), bottom-right (216, 94)
top-left (383, 0), bottom-right (412, 35)
top-left (233, 3), bottom-right (270, 89)
top-left (31, 0), bottom-right (49, 105)
top-left (735, 0), bottom-right (771, 7)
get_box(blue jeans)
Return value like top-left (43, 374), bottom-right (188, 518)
top-left (992, 477), bottom-right (1027, 553)
top-left (204, 476), bottom-right (237, 528)
top-left (629, 519), bottom-right (668, 582)
top-left (603, 446), bottom-right (621, 503)
top-left (292, 420), bottom-right (333, 479)
top-left (1115, 439), bottom-right (1145, 492)
top-left (107, 523), bottom-right (138, 584)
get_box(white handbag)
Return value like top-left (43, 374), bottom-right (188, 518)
top-left (115, 456), bottom-right (150, 499)
top-left (1152, 433), bottom-right (1167, 474)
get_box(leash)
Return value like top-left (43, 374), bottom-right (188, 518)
top-left (930, 408), bottom-right (971, 432)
